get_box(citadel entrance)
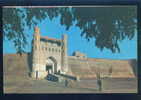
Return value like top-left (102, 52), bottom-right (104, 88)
top-left (46, 57), bottom-right (57, 74)
top-left (46, 65), bottom-right (53, 74)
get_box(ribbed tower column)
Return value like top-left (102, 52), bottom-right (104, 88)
top-left (61, 34), bottom-right (68, 73)
top-left (31, 26), bottom-right (40, 79)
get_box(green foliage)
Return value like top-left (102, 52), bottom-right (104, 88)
top-left (3, 6), bottom-right (137, 54)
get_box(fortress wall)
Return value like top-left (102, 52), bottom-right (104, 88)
top-left (68, 57), bottom-right (136, 79)
top-left (3, 54), bottom-right (31, 89)
top-left (88, 58), bottom-right (135, 78)
top-left (3, 54), bottom-right (137, 80)
top-left (68, 57), bottom-right (97, 79)
top-left (3, 53), bottom-right (29, 76)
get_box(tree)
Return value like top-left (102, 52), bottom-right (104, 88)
top-left (3, 6), bottom-right (137, 54)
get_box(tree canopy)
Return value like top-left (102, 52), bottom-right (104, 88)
top-left (3, 6), bottom-right (137, 54)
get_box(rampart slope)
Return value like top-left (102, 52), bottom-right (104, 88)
top-left (68, 56), bottom-right (137, 79)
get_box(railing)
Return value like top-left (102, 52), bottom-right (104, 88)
top-left (56, 73), bottom-right (77, 81)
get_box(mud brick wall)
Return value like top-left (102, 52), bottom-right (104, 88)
top-left (68, 56), bottom-right (136, 79)
top-left (3, 54), bottom-right (137, 80)
top-left (3, 54), bottom-right (30, 76)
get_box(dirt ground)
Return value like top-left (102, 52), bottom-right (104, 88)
top-left (3, 76), bottom-right (137, 93)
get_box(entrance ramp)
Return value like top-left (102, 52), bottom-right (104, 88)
top-left (57, 73), bottom-right (77, 81)
top-left (46, 73), bottom-right (77, 83)
top-left (46, 74), bottom-right (66, 82)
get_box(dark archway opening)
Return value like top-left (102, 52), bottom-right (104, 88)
top-left (48, 57), bottom-right (58, 74)
top-left (46, 65), bottom-right (53, 74)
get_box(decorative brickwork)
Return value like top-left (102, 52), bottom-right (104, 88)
top-left (31, 27), bottom-right (68, 79)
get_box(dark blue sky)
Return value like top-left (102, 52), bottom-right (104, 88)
top-left (3, 8), bottom-right (137, 59)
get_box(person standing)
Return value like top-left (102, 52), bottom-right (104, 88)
top-left (97, 78), bottom-right (102, 91)
top-left (65, 79), bottom-right (68, 87)
top-left (96, 72), bottom-right (102, 91)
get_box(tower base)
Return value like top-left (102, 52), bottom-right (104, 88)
top-left (31, 71), bottom-right (48, 80)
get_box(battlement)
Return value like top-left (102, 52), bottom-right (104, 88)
top-left (40, 36), bottom-right (62, 42)
top-left (72, 51), bottom-right (87, 59)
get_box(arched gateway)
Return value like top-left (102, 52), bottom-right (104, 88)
top-left (31, 27), bottom-right (68, 79)
top-left (46, 57), bottom-right (57, 74)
